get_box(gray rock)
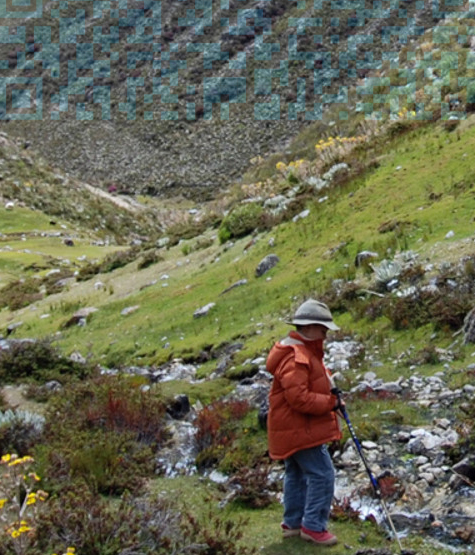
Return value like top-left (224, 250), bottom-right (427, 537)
top-left (220, 279), bottom-right (248, 295)
top-left (193, 302), bottom-right (216, 318)
top-left (63, 307), bottom-right (98, 328)
top-left (121, 305), bottom-right (140, 316)
top-left (255, 254), bottom-right (279, 277)
top-left (355, 250), bottom-right (379, 267)
top-left (70, 351), bottom-right (87, 364)
top-left (292, 209), bottom-right (310, 222)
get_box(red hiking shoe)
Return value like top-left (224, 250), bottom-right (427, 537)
top-left (281, 523), bottom-right (301, 538)
top-left (300, 526), bottom-right (338, 545)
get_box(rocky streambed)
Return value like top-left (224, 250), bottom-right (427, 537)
top-left (105, 339), bottom-right (475, 554)
top-left (2, 335), bottom-right (473, 554)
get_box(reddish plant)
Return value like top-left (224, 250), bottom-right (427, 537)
top-left (195, 400), bottom-right (251, 452)
top-left (84, 385), bottom-right (169, 447)
top-left (378, 474), bottom-right (403, 501)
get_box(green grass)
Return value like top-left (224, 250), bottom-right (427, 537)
top-left (0, 206), bottom-right (65, 233)
top-left (4, 119), bottom-right (475, 375)
top-left (149, 474), bottom-right (457, 555)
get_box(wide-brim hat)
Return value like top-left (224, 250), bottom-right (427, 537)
top-left (286, 299), bottom-right (340, 330)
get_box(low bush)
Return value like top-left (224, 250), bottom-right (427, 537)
top-left (195, 399), bottom-right (251, 469)
top-left (218, 203), bottom-right (264, 243)
top-left (0, 338), bottom-right (93, 385)
top-left (0, 454), bottom-right (49, 555)
top-left (0, 278), bottom-right (42, 310)
top-left (33, 485), bottom-right (183, 555)
top-left (446, 383), bottom-right (475, 465)
top-left (138, 249), bottom-right (163, 269)
top-left (77, 248), bottom-right (140, 281)
top-left (0, 270), bottom-right (75, 311)
top-left (227, 464), bottom-right (275, 508)
top-left (183, 509), bottom-right (257, 555)
top-left (0, 409), bottom-right (45, 456)
top-left (35, 377), bottom-right (170, 495)
top-left (166, 219), bottom-right (209, 246)
top-left (384, 288), bottom-right (472, 332)
top-left (31, 484), bottom-right (257, 555)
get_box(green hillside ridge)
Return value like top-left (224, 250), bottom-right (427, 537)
top-left (2, 116), bottom-right (475, 368)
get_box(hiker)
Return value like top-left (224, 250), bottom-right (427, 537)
top-left (266, 299), bottom-right (343, 546)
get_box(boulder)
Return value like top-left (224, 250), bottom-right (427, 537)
top-left (193, 302), bottom-right (215, 318)
top-left (62, 307), bottom-right (98, 328)
top-left (255, 254), bottom-right (279, 277)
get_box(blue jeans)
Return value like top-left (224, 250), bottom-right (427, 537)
top-left (283, 445), bottom-right (335, 532)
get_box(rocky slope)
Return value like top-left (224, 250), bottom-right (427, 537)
top-left (0, 0), bottom-right (454, 197)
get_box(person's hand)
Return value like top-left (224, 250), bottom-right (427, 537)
top-left (331, 388), bottom-right (345, 416)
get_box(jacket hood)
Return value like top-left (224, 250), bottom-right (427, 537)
top-left (266, 331), bottom-right (323, 376)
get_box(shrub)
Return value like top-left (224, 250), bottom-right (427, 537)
top-left (446, 386), bottom-right (475, 465)
top-left (0, 339), bottom-right (93, 385)
top-left (0, 270), bottom-right (76, 311)
top-left (183, 509), bottom-right (257, 555)
top-left (227, 464), bottom-right (275, 508)
top-left (33, 485), bottom-right (257, 555)
top-left (0, 278), bottom-right (42, 310)
top-left (34, 485), bottom-right (182, 555)
top-left (77, 248), bottom-right (140, 281)
top-left (384, 288), bottom-right (472, 331)
top-left (0, 454), bottom-right (49, 555)
top-left (0, 410), bottom-right (45, 456)
top-left (218, 203), bottom-right (264, 244)
top-left (35, 377), bottom-right (170, 495)
top-left (166, 219), bottom-right (208, 246)
top-left (138, 249), bottom-right (163, 269)
top-left (0, 392), bottom-right (6, 411)
top-left (195, 400), bottom-right (251, 469)
top-left (67, 431), bottom-right (154, 495)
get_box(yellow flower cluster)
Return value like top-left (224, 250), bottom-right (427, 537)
top-left (26, 490), bottom-right (48, 506)
top-left (52, 547), bottom-right (76, 555)
top-left (397, 106), bottom-right (416, 119)
top-left (1, 453), bottom-right (49, 554)
top-left (315, 135), bottom-right (366, 152)
top-left (1, 454), bottom-right (34, 467)
top-left (7, 520), bottom-right (33, 539)
top-left (240, 178), bottom-right (276, 199)
top-left (1, 453), bottom-right (73, 554)
top-left (276, 159), bottom-right (306, 173)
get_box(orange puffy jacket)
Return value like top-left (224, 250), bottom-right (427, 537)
top-left (266, 331), bottom-right (342, 460)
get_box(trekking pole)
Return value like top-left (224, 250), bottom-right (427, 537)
top-left (332, 388), bottom-right (404, 553)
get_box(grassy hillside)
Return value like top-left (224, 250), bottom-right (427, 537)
top-left (3, 116), bottom-right (475, 369)
top-left (2, 114), bottom-right (475, 554)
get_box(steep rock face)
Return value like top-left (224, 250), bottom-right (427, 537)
top-left (0, 0), bottom-right (448, 196)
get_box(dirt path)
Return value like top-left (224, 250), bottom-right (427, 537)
top-left (83, 183), bottom-right (143, 213)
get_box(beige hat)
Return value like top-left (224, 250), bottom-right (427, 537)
top-left (286, 299), bottom-right (339, 330)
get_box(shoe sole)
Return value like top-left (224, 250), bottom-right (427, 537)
top-left (282, 529), bottom-right (301, 538)
top-left (300, 531), bottom-right (338, 545)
